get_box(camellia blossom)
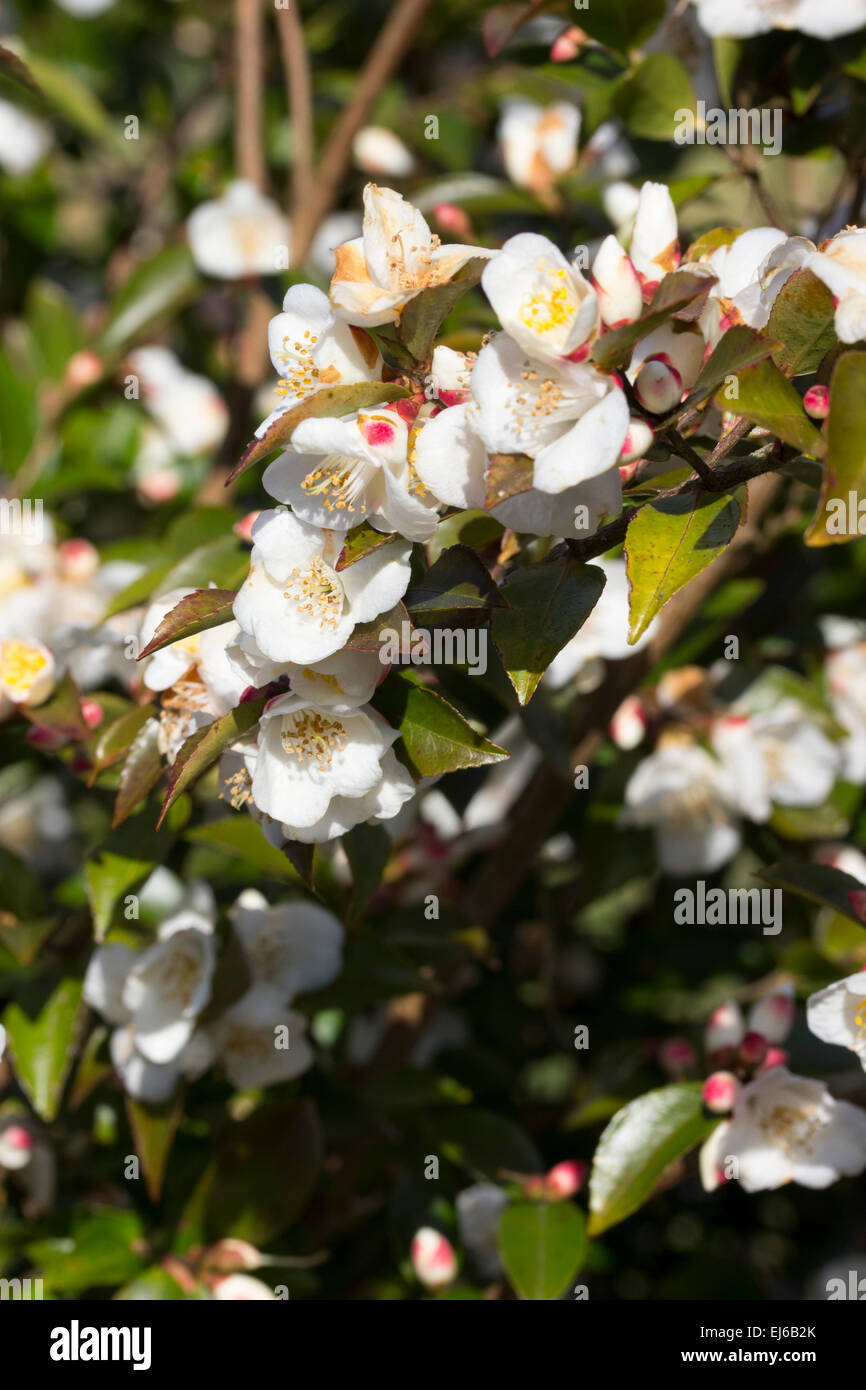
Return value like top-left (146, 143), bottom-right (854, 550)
top-left (699, 230), bottom-right (813, 346)
top-left (352, 125), bottom-right (415, 178)
top-left (329, 183), bottom-right (492, 327)
top-left (497, 99), bottom-right (580, 197)
top-left (241, 690), bottom-right (415, 842)
top-left (808, 229), bottom-right (866, 345)
top-left (232, 507), bottom-right (412, 665)
top-left (204, 984), bottom-right (316, 1088)
top-left (229, 888), bottom-right (345, 997)
top-left (0, 638), bottom-right (55, 707)
top-left (0, 97), bottom-right (52, 176)
top-left (807, 969), bottom-right (866, 1070)
top-left (700, 1067), bottom-right (866, 1193)
top-left (621, 736), bottom-right (742, 875)
top-left (187, 180), bottom-right (290, 279)
top-left (823, 621), bottom-right (866, 782)
top-left (690, 0), bottom-right (866, 40)
top-left (710, 704), bottom-right (841, 822)
top-left (128, 346), bottom-right (229, 458)
top-left (481, 231), bottom-right (599, 364)
top-left (627, 181), bottom-right (680, 294)
top-left (263, 407), bottom-right (440, 541)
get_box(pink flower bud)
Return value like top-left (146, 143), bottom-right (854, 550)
top-left (803, 384), bottom-right (829, 419)
top-left (433, 203), bottom-right (473, 242)
top-left (410, 1227), bottom-right (457, 1291)
top-left (545, 1160), bottom-right (586, 1199)
top-left (609, 694), bottom-right (647, 750)
top-left (202, 1238), bottom-right (262, 1272)
top-left (705, 1001), bottom-right (744, 1055)
top-left (137, 467), bottom-right (181, 503)
top-left (747, 987), bottom-right (794, 1044)
top-left (81, 699), bottom-right (103, 730)
top-left (658, 1036), bottom-right (697, 1076)
top-left (58, 538), bottom-right (99, 582)
top-left (65, 350), bottom-right (103, 390)
top-left (4, 1124), bottom-right (33, 1151)
top-left (760, 1046), bottom-right (788, 1072)
top-left (618, 419), bottom-right (654, 466)
top-left (633, 358), bottom-right (683, 414)
top-left (702, 1071), bottom-right (739, 1114)
top-left (550, 26), bottom-right (585, 62)
top-left (233, 511), bottom-right (262, 544)
top-left (738, 1031), bottom-right (768, 1069)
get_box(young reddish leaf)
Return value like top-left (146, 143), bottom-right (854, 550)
top-left (157, 695), bottom-right (267, 827)
top-left (592, 270), bottom-right (715, 372)
top-left (113, 717), bottom-right (164, 828)
top-left (137, 589), bottom-right (238, 660)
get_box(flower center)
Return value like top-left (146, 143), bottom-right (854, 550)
top-left (283, 557), bottom-right (344, 629)
top-left (0, 640), bottom-right (47, 695)
top-left (519, 265), bottom-right (577, 335)
top-left (280, 709), bottom-right (347, 768)
top-left (275, 330), bottom-right (320, 400)
top-left (301, 457), bottom-right (370, 516)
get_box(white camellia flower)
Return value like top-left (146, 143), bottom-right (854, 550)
top-left (128, 346), bottom-right (229, 458)
top-left (498, 99), bottom-right (580, 196)
top-left (699, 230), bottom-right (813, 347)
top-left (260, 283), bottom-right (382, 436)
top-left (263, 407), bottom-right (440, 541)
top-left (233, 507), bottom-right (412, 665)
top-left (544, 557), bottom-right (658, 691)
top-left (352, 125), bottom-right (415, 178)
top-left (808, 229), bottom-right (866, 345)
top-left (807, 969), bottom-right (866, 1069)
top-left (225, 633), bottom-right (381, 711)
top-left (481, 232), bottom-right (599, 364)
top-left (690, 0), bottom-right (866, 40)
top-left (244, 690), bottom-right (415, 841)
top-left (711, 704), bottom-right (841, 823)
top-left (0, 638), bottom-right (55, 707)
top-left (621, 736), bottom-right (742, 875)
top-left (700, 1068), bottom-right (866, 1193)
top-left (824, 625), bottom-right (866, 783)
top-left (627, 181), bottom-right (680, 292)
top-left (468, 331), bottom-right (628, 495)
top-left (205, 983), bottom-right (315, 1088)
top-left (329, 183), bottom-right (492, 327)
top-left (0, 97), bottom-right (52, 176)
top-left (603, 181), bottom-right (641, 240)
top-left (230, 888), bottom-right (345, 997)
top-left (187, 180), bottom-right (290, 279)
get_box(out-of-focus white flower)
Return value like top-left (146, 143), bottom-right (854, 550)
top-left (544, 558), bottom-right (657, 692)
top-left (309, 211), bottom-right (364, 278)
top-left (353, 126), bottom-right (415, 178)
top-left (497, 99), bottom-right (580, 196)
top-left (230, 888), bottom-right (344, 997)
top-left (622, 736), bottom-right (741, 875)
top-left (748, 984), bottom-right (795, 1044)
top-left (233, 507), bottom-right (412, 665)
top-left (55, 0), bottom-right (116, 14)
top-left (187, 180), bottom-right (290, 279)
top-left (807, 968), bottom-right (866, 1069)
top-left (700, 1067), bottom-right (866, 1193)
top-left (705, 1001), bottom-right (745, 1055)
top-left (0, 97), bottom-right (51, 175)
top-left (456, 1183), bottom-right (508, 1279)
top-left (690, 0), bottom-right (866, 40)
top-left (129, 346), bottom-right (228, 458)
top-left (482, 232), bottom-right (599, 364)
top-left (212, 1273), bottom-right (277, 1300)
top-left (264, 406), bottom-right (439, 542)
top-left (809, 228), bottom-right (866, 345)
top-left (205, 983), bottom-right (315, 1088)
top-left (603, 181), bottom-right (641, 240)
top-left (330, 183), bottom-right (492, 327)
top-left (243, 691), bottom-right (415, 842)
top-left (824, 629), bottom-right (866, 783)
top-left (0, 638), bottom-right (55, 706)
top-left (816, 842), bottom-right (866, 882)
top-left (410, 1226), bottom-right (458, 1290)
top-left (711, 705), bottom-right (841, 823)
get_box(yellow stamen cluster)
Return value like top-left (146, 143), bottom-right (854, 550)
top-left (301, 460), bottom-right (368, 515)
top-left (0, 640), bottom-right (46, 693)
top-left (518, 265), bottom-right (576, 335)
top-left (221, 766), bottom-right (253, 810)
top-left (280, 709), bottom-right (347, 768)
top-left (275, 329), bottom-right (320, 400)
top-left (283, 558), bottom-right (343, 631)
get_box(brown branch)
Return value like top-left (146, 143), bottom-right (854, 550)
top-left (661, 425), bottom-right (719, 489)
top-left (276, 0), bottom-right (314, 218)
top-left (235, 0), bottom-right (266, 190)
top-left (288, 0), bottom-right (435, 266)
top-left (463, 472), bottom-right (781, 926)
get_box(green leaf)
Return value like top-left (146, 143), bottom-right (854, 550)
top-left (492, 557), bottom-right (606, 704)
top-left (85, 851), bottom-right (154, 940)
top-left (615, 54), bottom-right (695, 141)
top-left (137, 588), bottom-right (237, 659)
top-left (579, 0), bottom-right (666, 52)
top-left (336, 521), bottom-right (398, 570)
top-left (105, 538), bottom-right (246, 616)
top-left (91, 702), bottom-right (157, 777)
top-left (342, 601), bottom-right (413, 654)
top-left (0, 348), bottom-right (38, 474)
top-left (485, 451), bottom-right (535, 510)
top-left (398, 257), bottom-right (487, 362)
top-left (21, 670), bottom-right (88, 740)
top-left (806, 351), bottom-right (866, 546)
top-left (713, 37), bottom-right (741, 109)
top-left (498, 1201), bottom-right (587, 1301)
top-left (588, 1083), bottom-right (714, 1235)
top-left (126, 1093), bottom-right (183, 1202)
top-left (99, 246), bottom-right (200, 355)
top-left (186, 816), bottom-right (305, 883)
top-left (406, 544), bottom-right (504, 616)
top-left (177, 1101), bottom-right (323, 1249)
top-left (372, 672), bottom-right (508, 776)
top-left (28, 1209), bottom-right (145, 1294)
top-left (592, 271), bottom-right (714, 372)
top-left (625, 487), bottom-right (742, 643)
top-left (228, 382), bottom-right (409, 484)
top-left (766, 269), bottom-right (837, 378)
top-left (0, 43), bottom-right (43, 99)
top-left (113, 717), bottom-right (163, 828)
top-left (434, 1107), bottom-right (542, 1178)
top-left (158, 695), bottom-right (267, 827)
top-left (757, 860), bottom-right (866, 927)
top-left (24, 279), bottom-right (85, 381)
top-left (24, 52), bottom-right (117, 145)
top-left (344, 822), bottom-right (390, 922)
top-left (3, 976), bottom-right (84, 1120)
top-left (718, 356), bottom-right (825, 457)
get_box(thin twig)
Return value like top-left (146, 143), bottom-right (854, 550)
top-left (235, 0), bottom-right (266, 190)
top-left (288, 0), bottom-right (435, 266)
top-left (662, 425), bottom-right (719, 488)
top-left (275, 0), bottom-right (314, 218)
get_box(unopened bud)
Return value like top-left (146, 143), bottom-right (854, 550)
top-left (658, 1036), bottom-right (697, 1076)
top-left (702, 1071), bottom-right (739, 1114)
top-left (610, 693), bottom-right (647, 750)
top-left (410, 1227), bottom-right (457, 1290)
top-left (747, 987), bottom-right (794, 1045)
top-left (739, 1030), bottom-right (768, 1069)
top-left (803, 384), bottom-right (829, 419)
top-left (618, 418), bottom-right (654, 466)
top-left (550, 26), bottom-right (586, 62)
top-left (705, 1001), bottom-right (744, 1056)
top-left (545, 1160), bottom-right (586, 1199)
top-left (633, 358), bottom-right (683, 414)
top-left (65, 349), bottom-right (103, 390)
top-left (433, 202), bottom-right (473, 242)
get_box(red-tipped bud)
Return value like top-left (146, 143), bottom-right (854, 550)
top-left (3, 1124), bottom-right (33, 1151)
top-left (433, 203), bottom-right (473, 242)
top-left (81, 699), bottom-right (103, 730)
top-left (760, 1046), bottom-right (788, 1072)
top-left (739, 1030), bottom-right (769, 1069)
top-left (658, 1036), bottom-right (697, 1077)
top-left (747, 988), bottom-right (794, 1045)
top-left (803, 384), bottom-right (829, 419)
top-left (633, 358), bottom-right (683, 414)
top-left (702, 1071), bottom-right (740, 1114)
top-left (545, 1160), bottom-right (586, 1199)
top-left (705, 1001), bottom-right (744, 1055)
top-left (550, 26), bottom-right (586, 62)
top-left (610, 694), bottom-right (647, 751)
top-left (410, 1227), bottom-right (457, 1291)
top-left (65, 350), bottom-right (103, 390)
